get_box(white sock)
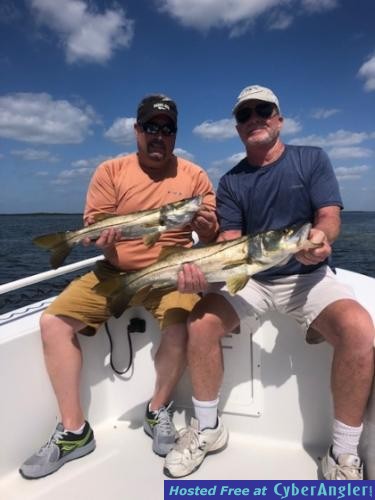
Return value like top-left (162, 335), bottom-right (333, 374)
top-left (64, 422), bottom-right (85, 435)
top-left (332, 419), bottom-right (363, 459)
top-left (192, 396), bottom-right (219, 431)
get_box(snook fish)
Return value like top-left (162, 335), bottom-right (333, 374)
top-left (94, 223), bottom-right (320, 315)
top-left (33, 196), bottom-right (202, 269)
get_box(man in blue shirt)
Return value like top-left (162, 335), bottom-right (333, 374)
top-left (164, 85), bottom-right (375, 480)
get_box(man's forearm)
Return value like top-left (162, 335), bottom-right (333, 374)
top-left (313, 207), bottom-right (341, 244)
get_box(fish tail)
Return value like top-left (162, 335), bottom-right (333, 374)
top-left (33, 232), bottom-right (73, 269)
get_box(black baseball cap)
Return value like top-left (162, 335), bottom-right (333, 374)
top-left (137, 94), bottom-right (178, 127)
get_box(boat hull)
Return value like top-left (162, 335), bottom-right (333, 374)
top-left (0, 268), bottom-right (374, 496)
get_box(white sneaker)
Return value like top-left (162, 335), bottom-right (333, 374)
top-left (321, 446), bottom-right (363, 480)
top-left (163, 417), bottom-right (228, 478)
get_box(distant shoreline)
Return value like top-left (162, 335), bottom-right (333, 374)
top-left (1, 211), bottom-right (374, 216)
top-left (0, 213), bottom-right (83, 216)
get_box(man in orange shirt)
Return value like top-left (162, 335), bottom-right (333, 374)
top-left (20, 94), bottom-right (218, 479)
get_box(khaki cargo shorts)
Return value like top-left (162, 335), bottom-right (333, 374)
top-left (214, 265), bottom-right (355, 344)
top-left (45, 260), bottom-right (200, 336)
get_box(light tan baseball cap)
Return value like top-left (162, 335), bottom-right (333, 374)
top-left (232, 85), bottom-right (280, 114)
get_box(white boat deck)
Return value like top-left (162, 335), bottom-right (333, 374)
top-left (1, 267), bottom-right (375, 498)
top-left (1, 419), bottom-right (324, 500)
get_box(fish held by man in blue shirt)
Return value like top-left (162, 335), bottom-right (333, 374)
top-left (95, 222), bottom-right (321, 316)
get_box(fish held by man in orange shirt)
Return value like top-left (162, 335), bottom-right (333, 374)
top-left (33, 196), bottom-right (203, 269)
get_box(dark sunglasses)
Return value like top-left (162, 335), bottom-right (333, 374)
top-left (140, 121), bottom-right (177, 136)
top-left (235, 103), bottom-right (276, 123)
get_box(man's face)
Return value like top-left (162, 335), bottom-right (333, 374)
top-left (235, 100), bottom-right (283, 148)
top-left (135, 115), bottom-right (177, 166)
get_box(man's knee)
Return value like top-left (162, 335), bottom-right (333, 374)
top-left (187, 293), bottom-right (239, 339)
top-left (162, 323), bottom-right (188, 347)
top-left (316, 300), bottom-right (374, 349)
top-left (40, 313), bottom-right (78, 343)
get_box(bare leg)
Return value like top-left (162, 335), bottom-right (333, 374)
top-left (310, 299), bottom-right (375, 426)
top-left (187, 294), bottom-right (240, 401)
top-left (40, 313), bottom-right (87, 430)
top-left (150, 323), bottom-right (188, 410)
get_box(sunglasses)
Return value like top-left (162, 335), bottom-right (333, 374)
top-left (140, 121), bottom-right (177, 136)
top-left (235, 103), bottom-right (276, 124)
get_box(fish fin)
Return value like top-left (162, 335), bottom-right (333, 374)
top-left (94, 276), bottom-right (138, 316)
top-left (33, 232), bottom-right (73, 269)
top-left (130, 285), bottom-right (154, 306)
top-left (109, 292), bottom-right (133, 318)
top-left (157, 246), bottom-right (187, 261)
top-left (226, 274), bottom-right (250, 295)
top-left (143, 231), bottom-right (161, 247)
top-left (110, 284), bottom-right (158, 316)
top-left (143, 221), bottom-right (160, 227)
top-left (222, 260), bottom-right (247, 270)
top-left (93, 276), bottom-right (125, 297)
top-left (92, 212), bottom-right (115, 222)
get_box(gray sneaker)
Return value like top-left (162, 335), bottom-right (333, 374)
top-left (144, 401), bottom-right (177, 456)
top-left (321, 446), bottom-right (363, 480)
top-left (164, 417), bottom-right (228, 478)
top-left (19, 421), bottom-right (95, 479)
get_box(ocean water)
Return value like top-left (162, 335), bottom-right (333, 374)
top-left (1, 212), bottom-right (374, 315)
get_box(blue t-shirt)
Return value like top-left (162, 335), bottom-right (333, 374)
top-left (217, 144), bottom-right (343, 279)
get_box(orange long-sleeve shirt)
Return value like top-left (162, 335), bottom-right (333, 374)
top-left (84, 153), bottom-right (216, 271)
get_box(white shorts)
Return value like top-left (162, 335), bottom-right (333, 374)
top-left (214, 266), bottom-right (355, 343)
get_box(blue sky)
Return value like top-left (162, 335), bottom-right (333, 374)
top-left (0, 0), bottom-right (374, 213)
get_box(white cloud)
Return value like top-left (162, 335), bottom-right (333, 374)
top-left (71, 155), bottom-right (110, 169)
top-left (53, 154), bottom-right (115, 185)
top-left (335, 165), bottom-right (369, 175)
top-left (30, 0), bottom-right (134, 64)
top-left (193, 119), bottom-right (236, 140)
top-left (311, 108), bottom-right (340, 119)
top-left (268, 11), bottom-right (293, 30)
top-left (193, 115), bottom-right (301, 140)
top-left (282, 117), bottom-right (302, 135)
top-left (328, 147), bottom-right (372, 159)
top-left (358, 54), bottom-right (375, 92)
top-left (11, 148), bottom-right (59, 162)
top-left (211, 152), bottom-right (245, 169)
top-left (206, 167), bottom-right (224, 184)
top-left (204, 153), bottom-right (246, 184)
top-left (301, 0), bottom-right (338, 13)
top-left (289, 129), bottom-right (374, 159)
top-left (335, 164), bottom-right (370, 181)
top-left (157, 0), bottom-right (338, 33)
top-left (0, 92), bottom-right (96, 144)
top-left (104, 117), bottom-right (136, 144)
top-left (157, 0), bottom-right (278, 31)
top-left (52, 166), bottom-right (93, 185)
top-left (173, 148), bottom-right (195, 161)
top-left (290, 129), bottom-right (371, 148)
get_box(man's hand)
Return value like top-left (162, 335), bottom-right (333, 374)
top-left (295, 227), bottom-right (331, 265)
top-left (191, 207), bottom-right (218, 243)
top-left (82, 216), bottom-right (122, 250)
top-left (177, 262), bottom-right (208, 294)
